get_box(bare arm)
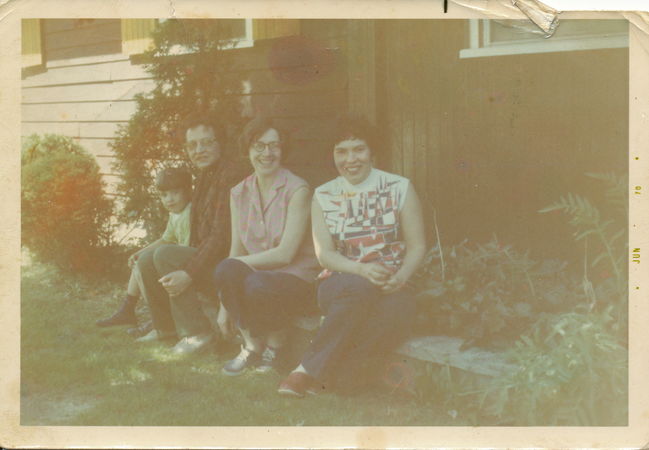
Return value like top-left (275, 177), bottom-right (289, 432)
top-left (235, 185), bottom-right (311, 269)
top-left (228, 197), bottom-right (248, 258)
top-left (382, 183), bottom-right (427, 293)
top-left (311, 197), bottom-right (391, 285)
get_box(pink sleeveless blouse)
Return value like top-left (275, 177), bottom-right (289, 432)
top-left (230, 167), bottom-right (320, 282)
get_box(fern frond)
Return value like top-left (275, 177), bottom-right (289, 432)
top-left (591, 252), bottom-right (608, 268)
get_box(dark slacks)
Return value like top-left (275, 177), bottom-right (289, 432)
top-left (136, 244), bottom-right (212, 338)
top-left (213, 258), bottom-right (315, 337)
top-left (300, 272), bottom-right (416, 386)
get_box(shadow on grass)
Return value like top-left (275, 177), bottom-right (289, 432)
top-left (20, 258), bottom-right (458, 426)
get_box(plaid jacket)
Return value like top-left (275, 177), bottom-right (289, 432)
top-left (184, 159), bottom-right (241, 287)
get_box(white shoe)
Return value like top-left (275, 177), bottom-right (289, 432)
top-left (256, 347), bottom-right (278, 373)
top-left (172, 334), bottom-right (213, 354)
top-left (135, 329), bottom-right (158, 343)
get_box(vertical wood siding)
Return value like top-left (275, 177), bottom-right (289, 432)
top-left (253, 19), bottom-right (300, 40)
top-left (377, 20), bottom-right (628, 260)
top-left (122, 19), bottom-right (156, 55)
top-left (22, 19), bottom-right (42, 68)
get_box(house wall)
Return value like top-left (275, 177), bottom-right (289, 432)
top-left (233, 19), bottom-right (349, 188)
top-left (376, 20), bottom-right (628, 260)
top-left (21, 19), bottom-right (349, 197)
top-left (21, 19), bottom-right (153, 196)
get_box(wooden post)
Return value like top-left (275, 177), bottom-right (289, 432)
top-left (121, 19), bottom-right (156, 55)
top-left (22, 19), bottom-right (42, 68)
top-left (346, 20), bottom-right (376, 124)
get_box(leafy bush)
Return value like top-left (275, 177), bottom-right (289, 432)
top-left (479, 308), bottom-right (627, 425)
top-left (539, 172), bottom-right (628, 343)
top-left (111, 19), bottom-right (246, 238)
top-left (22, 134), bottom-right (114, 273)
top-left (413, 237), bottom-right (582, 348)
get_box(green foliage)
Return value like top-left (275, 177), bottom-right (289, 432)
top-left (413, 237), bottom-right (582, 348)
top-left (111, 19), bottom-right (246, 238)
top-left (539, 173), bottom-right (627, 294)
top-left (21, 134), bottom-right (114, 273)
top-left (539, 172), bottom-right (628, 342)
top-left (479, 308), bottom-right (627, 425)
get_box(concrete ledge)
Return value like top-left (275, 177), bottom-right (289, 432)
top-left (293, 315), bottom-right (516, 378)
top-left (396, 336), bottom-right (516, 377)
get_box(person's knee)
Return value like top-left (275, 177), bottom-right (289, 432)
top-left (213, 258), bottom-right (248, 285)
top-left (135, 247), bottom-right (155, 275)
top-left (319, 273), bottom-right (376, 304)
top-left (243, 272), bottom-right (271, 301)
top-left (383, 296), bottom-right (417, 329)
top-left (152, 244), bottom-right (180, 271)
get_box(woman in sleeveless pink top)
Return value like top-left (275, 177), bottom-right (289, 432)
top-left (213, 116), bottom-right (320, 376)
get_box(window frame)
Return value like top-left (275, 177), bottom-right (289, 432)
top-left (160, 18), bottom-right (254, 54)
top-left (460, 19), bottom-right (629, 59)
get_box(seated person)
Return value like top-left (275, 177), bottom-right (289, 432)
top-left (96, 167), bottom-right (192, 330)
top-left (278, 115), bottom-right (426, 397)
top-left (213, 116), bottom-right (320, 376)
top-left (135, 113), bottom-right (240, 354)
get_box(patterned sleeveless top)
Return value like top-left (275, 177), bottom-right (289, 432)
top-left (314, 168), bottom-right (409, 279)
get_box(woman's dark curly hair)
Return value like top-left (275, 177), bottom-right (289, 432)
top-left (238, 116), bottom-right (291, 162)
top-left (331, 115), bottom-right (382, 160)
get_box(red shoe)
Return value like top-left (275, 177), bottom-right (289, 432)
top-left (306, 379), bottom-right (328, 396)
top-left (278, 372), bottom-right (313, 398)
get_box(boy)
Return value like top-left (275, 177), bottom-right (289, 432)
top-left (96, 167), bottom-right (193, 331)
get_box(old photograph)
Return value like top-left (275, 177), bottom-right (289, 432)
top-left (3, 1), bottom-right (647, 445)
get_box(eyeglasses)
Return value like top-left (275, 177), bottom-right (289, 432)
top-left (185, 138), bottom-right (218, 153)
top-left (251, 141), bottom-right (281, 153)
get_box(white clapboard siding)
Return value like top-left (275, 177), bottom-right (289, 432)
top-left (22, 100), bottom-right (138, 123)
top-left (95, 155), bottom-right (118, 176)
top-left (22, 122), bottom-right (82, 138)
top-left (101, 174), bottom-right (123, 195)
top-left (22, 58), bottom-right (150, 88)
top-left (22, 79), bottom-right (155, 104)
top-left (73, 138), bottom-right (116, 158)
top-left (22, 121), bottom-right (127, 139)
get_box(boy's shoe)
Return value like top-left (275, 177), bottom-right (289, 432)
top-left (172, 334), bottom-right (213, 354)
top-left (127, 320), bottom-right (154, 338)
top-left (277, 372), bottom-right (315, 398)
top-left (222, 346), bottom-right (262, 376)
top-left (255, 346), bottom-right (278, 373)
top-left (96, 298), bottom-right (137, 327)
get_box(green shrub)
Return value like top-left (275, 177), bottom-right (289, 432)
top-left (111, 19), bottom-right (246, 238)
top-left (413, 237), bottom-right (582, 348)
top-left (539, 172), bottom-right (628, 343)
top-left (21, 134), bottom-right (114, 273)
top-left (479, 308), bottom-right (627, 425)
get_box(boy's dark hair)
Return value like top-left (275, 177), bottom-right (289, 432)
top-left (155, 167), bottom-right (193, 194)
top-left (332, 115), bottom-right (382, 160)
top-left (178, 111), bottom-right (227, 149)
top-left (238, 116), bottom-right (291, 161)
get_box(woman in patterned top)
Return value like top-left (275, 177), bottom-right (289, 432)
top-left (213, 116), bottom-right (320, 376)
top-left (278, 115), bottom-right (426, 397)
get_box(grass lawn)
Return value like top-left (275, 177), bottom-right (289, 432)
top-left (21, 258), bottom-right (462, 426)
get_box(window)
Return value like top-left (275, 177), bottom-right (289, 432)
top-left (460, 19), bottom-right (628, 59)
top-left (161, 18), bottom-right (254, 54)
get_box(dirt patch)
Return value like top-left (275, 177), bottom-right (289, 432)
top-left (21, 392), bottom-right (98, 425)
